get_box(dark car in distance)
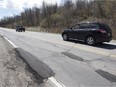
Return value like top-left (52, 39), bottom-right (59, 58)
top-left (16, 25), bottom-right (25, 32)
top-left (62, 22), bottom-right (112, 45)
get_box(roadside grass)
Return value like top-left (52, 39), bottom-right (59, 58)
top-left (25, 27), bottom-right (63, 34)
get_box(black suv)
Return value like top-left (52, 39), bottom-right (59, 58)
top-left (16, 25), bottom-right (25, 32)
top-left (62, 22), bottom-right (112, 45)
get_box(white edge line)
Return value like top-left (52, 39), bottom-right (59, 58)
top-left (48, 77), bottom-right (66, 87)
top-left (0, 33), bottom-right (18, 48)
top-left (0, 33), bottom-right (65, 87)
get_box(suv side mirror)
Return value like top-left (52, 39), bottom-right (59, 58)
top-left (70, 27), bottom-right (74, 30)
top-left (72, 27), bottom-right (77, 30)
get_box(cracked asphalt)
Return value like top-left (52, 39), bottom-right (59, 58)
top-left (0, 28), bottom-right (116, 87)
top-left (0, 35), bottom-right (44, 87)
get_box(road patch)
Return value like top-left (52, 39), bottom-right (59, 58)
top-left (62, 52), bottom-right (84, 61)
top-left (95, 69), bottom-right (116, 82)
top-left (0, 35), bottom-right (42, 87)
top-left (16, 48), bottom-right (55, 79)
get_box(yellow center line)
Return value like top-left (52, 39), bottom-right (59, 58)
top-left (38, 37), bottom-right (116, 58)
top-left (52, 41), bottom-right (116, 57)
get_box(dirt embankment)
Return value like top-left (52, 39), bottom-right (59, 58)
top-left (0, 35), bottom-right (43, 87)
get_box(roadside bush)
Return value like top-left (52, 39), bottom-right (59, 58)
top-left (50, 14), bottom-right (63, 27)
top-left (40, 18), bottom-right (48, 28)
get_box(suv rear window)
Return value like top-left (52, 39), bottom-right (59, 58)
top-left (90, 23), bottom-right (99, 29)
top-left (100, 23), bottom-right (111, 32)
top-left (79, 23), bottom-right (91, 29)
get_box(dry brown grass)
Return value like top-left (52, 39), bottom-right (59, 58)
top-left (26, 18), bottom-right (116, 40)
top-left (26, 27), bottom-right (64, 33)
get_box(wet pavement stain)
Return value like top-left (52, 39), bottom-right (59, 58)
top-left (95, 69), bottom-right (116, 82)
top-left (62, 52), bottom-right (84, 61)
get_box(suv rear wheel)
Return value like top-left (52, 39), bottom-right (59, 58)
top-left (86, 36), bottom-right (95, 45)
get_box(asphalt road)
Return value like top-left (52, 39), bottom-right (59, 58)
top-left (0, 28), bottom-right (116, 87)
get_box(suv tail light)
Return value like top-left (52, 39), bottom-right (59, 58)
top-left (98, 29), bottom-right (107, 33)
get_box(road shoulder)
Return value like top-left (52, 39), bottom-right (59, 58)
top-left (0, 35), bottom-right (43, 87)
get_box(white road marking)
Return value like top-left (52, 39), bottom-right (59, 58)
top-left (48, 77), bottom-right (66, 87)
top-left (0, 33), bottom-right (66, 87)
top-left (4, 36), bottom-right (18, 48)
top-left (0, 33), bottom-right (3, 36)
top-left (0, 33), bottom-right (18, 48)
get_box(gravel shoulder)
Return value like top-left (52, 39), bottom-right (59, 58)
top-left (0, 35), bottom-right (43, 87)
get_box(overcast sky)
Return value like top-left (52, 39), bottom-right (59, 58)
top-left (0, 0), bottom-right (62, 19)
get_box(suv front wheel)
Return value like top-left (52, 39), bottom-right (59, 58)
top-left (86, 36), bottom-right (95, 45)
top-left (62, 34), bottom-right (69, 41)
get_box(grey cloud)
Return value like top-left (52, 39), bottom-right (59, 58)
top-left (0, 0), bottom-right (3, 8)
top-left (6, 0), bottom-right (14, 8)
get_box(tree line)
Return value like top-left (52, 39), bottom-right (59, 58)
top-left (0, 0), bottom-right (116, 36)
